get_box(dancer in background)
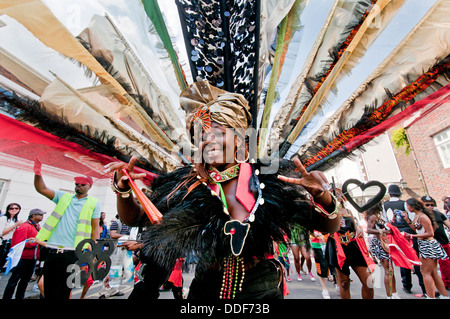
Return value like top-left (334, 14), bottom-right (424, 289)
top-left (329, 192), bottom-right (374, 299)
top-left (420, 196), bottom-right (450, 290)
top-left (383, 185), bottom-right (425, 296)
top-left (311, 230), bottom-right (332, 299)
top-left (404, 198), bottom-right (449, 299)
top-left (290, 225), bottom-right (314, 282)
top-left (366, 202), bottom-right (400, 299)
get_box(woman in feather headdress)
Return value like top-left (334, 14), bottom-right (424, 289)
top-left (105, 81), bottom-right (340, 299)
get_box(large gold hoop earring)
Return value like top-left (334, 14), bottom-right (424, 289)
top-left (235, 149), bottom-right (249, 163)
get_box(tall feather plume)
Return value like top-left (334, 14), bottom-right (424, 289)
top-left (299, 55), bottom-right (450, 169)
top-left (0, 89), bottom-right (155, 171)
top-left (296, 1), bottom-right (450, 167)
top-left (279, 0), bottom-right (379, 153)
top-left (176, 0), bottom-right (260, 126)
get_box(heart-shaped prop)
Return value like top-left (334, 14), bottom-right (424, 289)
top-left (341, 179), bottom-right (387, 213)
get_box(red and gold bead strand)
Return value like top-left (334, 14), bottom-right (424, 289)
top-left (220, 256), bottom-right (230, 299)
top-left (228, 255), bottom-right (235, 299)
top-left (220, 255), bottom-right (246, 299)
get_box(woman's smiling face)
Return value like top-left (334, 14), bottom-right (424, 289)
top-left (198, 122), bottom-right (237, 169)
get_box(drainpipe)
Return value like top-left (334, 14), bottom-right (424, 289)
top-left (403, 127), bottom-right (428, 195)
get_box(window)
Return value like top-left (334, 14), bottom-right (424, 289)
top-left (433, 128), bottom-right (450, 168)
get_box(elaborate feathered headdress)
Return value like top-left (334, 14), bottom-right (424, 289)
top-left (179, 81), bottom-right (252, 134)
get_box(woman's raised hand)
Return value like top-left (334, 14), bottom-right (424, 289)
top-left (278, 157), bottom-right (332, 207)
top-left (104, 156), bottom-right (146, 189)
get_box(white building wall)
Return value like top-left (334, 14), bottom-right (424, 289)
top-left (361, 132), bottom-right (402, 184)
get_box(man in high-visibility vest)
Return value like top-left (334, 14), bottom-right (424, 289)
top-left (31, 158), bottom-right (100, 299)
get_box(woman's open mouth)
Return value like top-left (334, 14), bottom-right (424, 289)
top-left (203, 144), bottom-right (225, 163)
top-left (206, 148), bottom-right (220, 156)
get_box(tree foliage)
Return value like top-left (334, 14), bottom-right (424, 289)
top-left (391, 127), bottom-right (410, 156)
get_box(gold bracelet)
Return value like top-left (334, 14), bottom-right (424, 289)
top-left (111, 172), bottom-right (132, 198)
top-left (313, 192), bottom-right (339, 219)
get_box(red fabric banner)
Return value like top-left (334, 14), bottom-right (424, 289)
top-left (344, 84), bottom-right (450, 151)
top-left (0, 114), bottom-right (157, 184)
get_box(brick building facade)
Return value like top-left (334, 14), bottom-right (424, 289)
top-left (401, 100), bottom-right (450, 206)
top-left (387, 126), bottom-right (424, 199)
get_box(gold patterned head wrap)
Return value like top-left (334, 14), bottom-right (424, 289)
top-left (179, 81), bottom-right (252, 133)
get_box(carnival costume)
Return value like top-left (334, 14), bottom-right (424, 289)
top-left (414, 217), bottom-right (448, 260)
top-left (124, 82), bottom-right (338, 299)
top-left (369, 217), bottom-right (391, 261)
top-left (326, 216), bottom-right (372, 276)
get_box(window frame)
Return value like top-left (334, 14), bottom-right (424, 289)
top-left (433, 127), bottom-right (450, 168)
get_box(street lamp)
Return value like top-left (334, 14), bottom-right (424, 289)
top-left (400, 179), bottom-right (407, 189)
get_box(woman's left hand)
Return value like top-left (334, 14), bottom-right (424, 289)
top-left (278, 158), bottom-right (332, 208)
top-left (118, 240), bottom-right (144, 251)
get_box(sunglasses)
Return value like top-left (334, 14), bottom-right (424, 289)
top-left (8, 207), bottom-right (20, 210)
top-left (424, 204), bottom-right (435, 207)
top-left (75, 183), bottom-right (87, 186)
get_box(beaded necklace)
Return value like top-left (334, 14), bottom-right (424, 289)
top-left (207, 164), bottom-right (240, 183)
top-left (220, 255), bottom-right (245, 299)
top-left (204, 164), bottom-right (266, 299)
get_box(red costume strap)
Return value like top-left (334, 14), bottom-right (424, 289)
top-left (333, 233), bottom-right (346, 269)
top-left (356, 237), bottom-right (376, 272)
top-left (208, 163), bottom-right (256, 214)
top-left (235, 163), bottom-right (255, 213)
top-left (209, 183), bottom-right (220, 195)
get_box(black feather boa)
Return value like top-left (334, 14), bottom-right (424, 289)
top-left (140, 159), bottom-right (317, 273)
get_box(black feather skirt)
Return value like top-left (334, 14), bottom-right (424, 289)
top-left (139, 160), bottom-right (316, 297)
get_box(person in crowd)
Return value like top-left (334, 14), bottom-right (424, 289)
top-left (110, 214), bottom-right (131, 240)
top-left (163, 258), bottom-right (185, 299)
top-left (276, 238), bottom-right (291, 282)
top-left (99, 212), bottom-right (110, 239)
top-left (366, 202), bottom-right (400, 299)
top-left (290, 224), bottom-right (315, 282)
top-left (97, 215), bottom-right (130, 299)
top-left (421, 195), bottom-right (450, 290)
top-left (104, 80), bottom-right (340, 299)
top-left (0, 203), bottom-right (23, 271)
top-left (383, 184), bottom-right (426, 296)
top-left (442, 196), bottom-right (450, 219)
top-left (2, 208), bottom-right (45, 299)
top-left (31, 158), bottom-right (100, 299)
top-left (358, 210), bottom-right (370, 248)
top-left (125, 225), bottom-right (153, 300)
top-left (328, 194), bottom-right (374, 299)
top-left (404, 197), bottom-right (449, 299)
top-left (311, 230), bottom-right (332, 299)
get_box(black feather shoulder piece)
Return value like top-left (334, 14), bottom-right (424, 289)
top-left (140, 160), bottom-right (315, 272)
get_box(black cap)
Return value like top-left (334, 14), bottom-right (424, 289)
top-left (388, 184), bottom-right (402, 196)
top-left (29, 208), bottom-right (46, 216)
top-left (421, 195), bottom-right (436, 205)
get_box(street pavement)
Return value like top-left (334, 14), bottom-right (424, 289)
top-left (0, 251), bottom-right (431, 300)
